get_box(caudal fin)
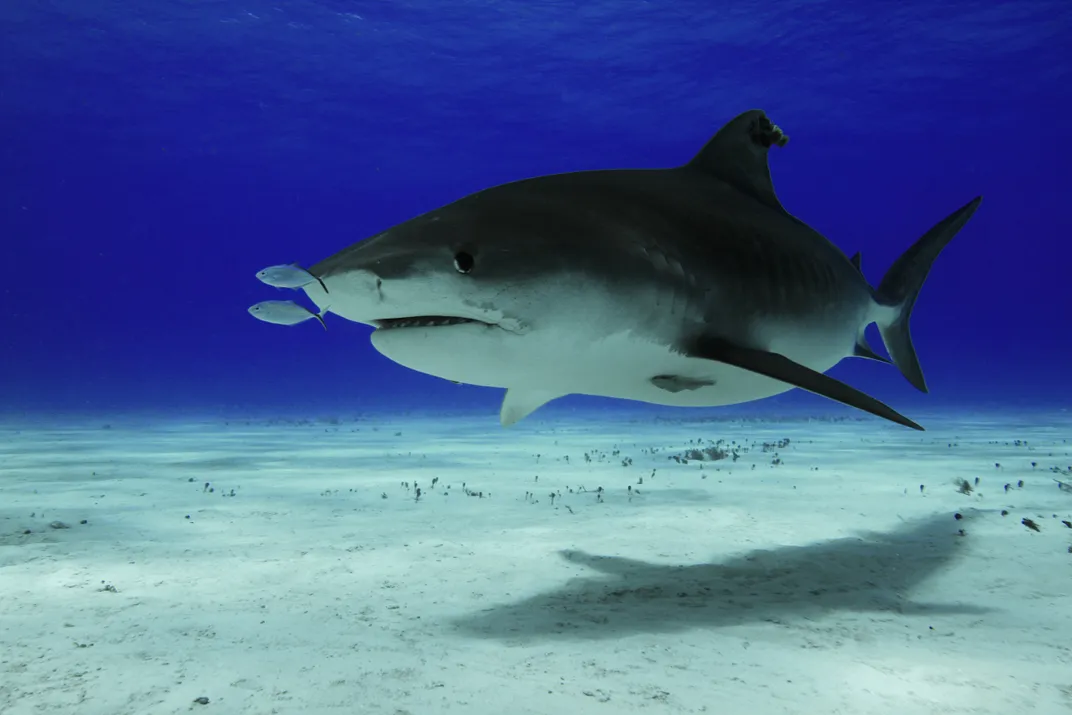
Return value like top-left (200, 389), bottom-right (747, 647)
top-left (874, 196), bottom-right (982, 393)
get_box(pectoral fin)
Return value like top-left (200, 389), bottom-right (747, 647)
top-left (684, 337), bottom-right (923, 431)
top-left (500, 388), bottom-right (564, 427)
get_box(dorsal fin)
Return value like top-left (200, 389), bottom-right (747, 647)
top-left (685, 109), bottom-right (789, 213)
top-left (850, 251), bottom-right (862, 272)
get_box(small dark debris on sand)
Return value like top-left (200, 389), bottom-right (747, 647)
top-left (193, 696), bottom-right (210, 705)
top-left (1022, 518), bottom-right (1041, 533)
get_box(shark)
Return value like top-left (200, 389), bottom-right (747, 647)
top-left (293, 109), bottom-right (980, 430)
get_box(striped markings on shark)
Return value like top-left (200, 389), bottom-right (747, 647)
top-left (249, 109), bottom-right (982, 431)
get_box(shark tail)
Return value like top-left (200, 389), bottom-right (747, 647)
top-left (873, 196), bottom-right (982, 393)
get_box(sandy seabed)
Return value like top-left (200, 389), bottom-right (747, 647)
top-left (1, 409), bottom-right (1070, 715)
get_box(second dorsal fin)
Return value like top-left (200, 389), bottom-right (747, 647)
top-left (685, 109), bottom-right (789, 213)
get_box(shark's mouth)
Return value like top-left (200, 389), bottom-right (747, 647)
top-left (372, 316), bottom-right (489, 330)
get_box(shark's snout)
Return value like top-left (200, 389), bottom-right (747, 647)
top-left (308, 265), bottom-right (508, 333)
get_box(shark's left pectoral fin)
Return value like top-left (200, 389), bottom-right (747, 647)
top-left (500, 388), bottom-right (564, 427)
top-left (684, 337), bottom-right (924, 431)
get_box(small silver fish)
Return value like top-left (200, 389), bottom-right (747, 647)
top-left (248, 300), bottom-right (327, 330)
top-left (255, 263), bottom-right (327, 292)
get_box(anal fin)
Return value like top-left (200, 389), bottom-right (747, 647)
top-left (500, 388), bottom-right (564, 427)
top-left (684, 337), bottom-right (923, 430)
top-left (853, 335), bottom-right (890, 364)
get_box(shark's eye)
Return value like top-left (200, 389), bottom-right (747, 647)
top-left (453, 251), bottom-right (475, 274)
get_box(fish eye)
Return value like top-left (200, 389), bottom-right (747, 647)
top-left (453, 251), bottom-right (475, 274)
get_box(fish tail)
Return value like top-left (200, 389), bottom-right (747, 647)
top-left (873, 196), bottom-right (981, 393)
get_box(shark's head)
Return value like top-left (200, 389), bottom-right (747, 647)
top-left (302, 179), bottom-right (659, 388)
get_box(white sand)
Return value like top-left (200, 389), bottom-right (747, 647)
top-left (1, 410), bottom-right (1070, 715)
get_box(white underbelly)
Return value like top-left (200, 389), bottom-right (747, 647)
top-left (410, 325), bottom-right (856, 408)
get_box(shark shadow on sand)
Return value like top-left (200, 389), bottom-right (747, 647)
top-left (452, 513), bottom-right (988, 641)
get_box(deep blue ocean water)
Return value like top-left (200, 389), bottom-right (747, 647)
top-left (2, 1), bottom-right (1070, 420)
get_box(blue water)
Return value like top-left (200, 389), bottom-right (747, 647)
top-left (2, 1), bottom-right (1070, 419)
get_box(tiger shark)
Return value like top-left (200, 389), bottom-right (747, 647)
top-left (294, 110), bottom-right (980, 430)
